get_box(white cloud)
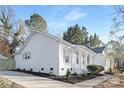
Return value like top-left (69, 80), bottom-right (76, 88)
top-left (64, 9), bottom-right (87, 21)
top-left (47, 21), bottom-right (66, 36)
top-left (48, 21), bottom-right (66, 29)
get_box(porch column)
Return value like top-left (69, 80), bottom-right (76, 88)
top-left (79, 51), bottom-right (82, 73)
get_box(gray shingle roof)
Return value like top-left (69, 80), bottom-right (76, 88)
top-left (92, 46), bottom-right (106, 53)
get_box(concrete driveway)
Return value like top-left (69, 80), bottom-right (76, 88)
top-left (0, 71), bottom-right (112, 88)
top-left (0, 71), bottom-right (76, 88)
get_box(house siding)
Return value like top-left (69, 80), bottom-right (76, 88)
top-left (15, 32), bottom-right (60, 75)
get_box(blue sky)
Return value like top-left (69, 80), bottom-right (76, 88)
top-left (11, 5), bottom-right (115, 43)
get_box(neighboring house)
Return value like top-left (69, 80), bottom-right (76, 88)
top-left (14, 31), bottom-right (114, 76)
top-left (92, 46), bottom-right (114, 71)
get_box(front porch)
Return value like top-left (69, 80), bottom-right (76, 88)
top-left (59, 44), bottom-right (97, 76)
top-left (70, 47), bottom-right (95, 74)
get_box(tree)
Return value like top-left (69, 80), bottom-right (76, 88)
top-left (63, 24), bottom-right (88, 45)
top-left (111, 6), bottom-right (124, 41)
top-left (109, 6), bottom-right (124, 70)
top-left (0, 6), bottom-right (15, 56)
top-left (82, 26), bottom-right (89, 44)
top-left (0, 40), bottom-right (10, 56)
top-left (89, 33), bottom-right (102, 48)
top-left (105, 42), bottom-right (115, 73)
top-left (25, 13), bottom-right (47, 32)
top-left (0, 6), bottom-right (14, 39)
top-left (10, 20), bottom-right (26, 54)
top-left (107, 40), bottom-right (124, 69)
top-left (63, 24), bottom-right (102, 47)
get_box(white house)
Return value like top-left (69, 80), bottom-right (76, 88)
top-left (14, 31), bottom-right (113, 76)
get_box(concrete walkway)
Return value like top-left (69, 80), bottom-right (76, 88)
top-left (0, 71), bottom-right (112, 88)
top-left (75, 75), bottom-right (113, 88)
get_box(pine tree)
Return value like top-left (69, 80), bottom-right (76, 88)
top-left (25, 13), bottom-right (47, 32)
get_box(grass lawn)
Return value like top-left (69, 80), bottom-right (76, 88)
top-left (0, 77), bottom-right (23, 88)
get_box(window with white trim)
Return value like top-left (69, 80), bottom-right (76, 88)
top-left (23, 52), bottom-right (31, 60)
top-left (63, 47), bottom-right (70, 63)
top-left (76, 53), bottom-right (79, 64)
top-left (87, 54), bottom-right (90, 65)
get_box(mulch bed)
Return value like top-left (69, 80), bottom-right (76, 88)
top-left (51, 75), bottom-right (98, 84)
top-left (13, 70), bottom-right (104, 84)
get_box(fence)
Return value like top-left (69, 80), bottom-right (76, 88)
top-left (0, 58), bottom-right (15, 70)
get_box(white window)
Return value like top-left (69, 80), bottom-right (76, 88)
top-left (63, 47), bottom-right (70, 63)
top-left (23, 52), bottom-right (31, 60)
top-left (87, 54), bottom-right (90, 65)
top-left (76, 53), bottom-right (79, 64)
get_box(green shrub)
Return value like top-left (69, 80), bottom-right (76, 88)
top-left (76, 74), bottom-right (82, 78)
top-left (74, 72), bottom-right (77, 75)
top-left (16, 68), bottom-right (21, 71)
top-left (87, 65), bottom-right (104, 75)
top-left (66, 69), bottom-right (71, 80)
top-left (82, 74), bottom-right (87, 76)
top-left (23, 68), bottom-right (25, 71)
